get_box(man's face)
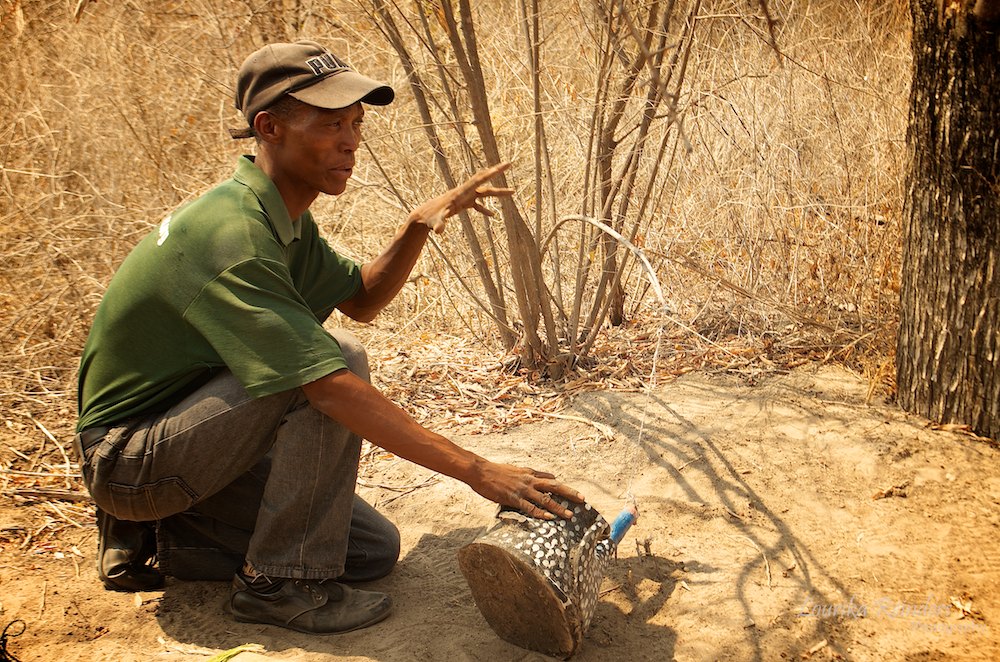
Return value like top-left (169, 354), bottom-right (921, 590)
top-left (271, 101), bottom-right (364, 197)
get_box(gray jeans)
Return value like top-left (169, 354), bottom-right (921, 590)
top-left (80, 330), bottom-right (399, 582)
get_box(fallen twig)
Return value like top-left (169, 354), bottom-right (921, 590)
top-left (357, 474), bottom-right (440, 493)
top-left (676, 455), bottom-right (702, 471)
top-left (39, 580), bottom-right (46, 619)
top-left (380, 475), bottom-right (442, 507)
top-left (29, 416), bottom-right (73, 481)
top-left (535, 411), bottom-right (615, 440)
top-left (728, 534), bottom-right (772, 589)
top-left (598, 583), bottom-right (622, 597)
top-left (43, 501), bottom-right (84, 528)
top-left (12, 488), bottom-right (90, 502)
top-left (800, 638), bottom-right (828, 659)
top-left (0, 468), bottom-right (78, 478)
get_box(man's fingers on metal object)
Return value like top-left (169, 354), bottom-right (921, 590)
top-left (522, 497), bottom-right (552, 520)
top-left (538, 493), bottom-right (572, 519)
top-left (541, 492), bottom-right (570, 518)
top-left (534, 503), bottom-right (556, 520)
top-left (546, 482), bottom-right (582, 502)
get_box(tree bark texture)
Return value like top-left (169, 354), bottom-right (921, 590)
top-left (897, 0), bottom-right (1000, 437)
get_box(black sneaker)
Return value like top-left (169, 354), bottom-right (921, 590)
top-left (96, 508), bottom-right (164, 592)
top-left (229, 572), bottom-right (392, 634)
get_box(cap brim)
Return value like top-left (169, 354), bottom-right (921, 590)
top-left (289, 71), bottom-right (394, 109)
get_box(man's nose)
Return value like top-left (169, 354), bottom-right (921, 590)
top-left (341, 128), bottom-right (359, 152)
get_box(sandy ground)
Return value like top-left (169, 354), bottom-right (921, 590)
top-left (1, 364), bottom-right (998, 661)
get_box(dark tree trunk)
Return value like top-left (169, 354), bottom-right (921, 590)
top-left (897, 0), bottom-right (1000, 438)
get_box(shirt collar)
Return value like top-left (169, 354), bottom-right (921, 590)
top-left (233, 155), bottom-right (303, 246)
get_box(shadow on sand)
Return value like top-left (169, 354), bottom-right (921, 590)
top-left (155, 523), bottom-right (677, 660)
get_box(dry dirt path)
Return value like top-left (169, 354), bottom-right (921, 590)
top-left (1, 365), bottom-right (997, 661)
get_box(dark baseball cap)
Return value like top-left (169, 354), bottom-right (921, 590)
top-left (232, 40), bottom-right (394, 138)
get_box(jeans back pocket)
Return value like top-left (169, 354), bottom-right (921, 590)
top-left (105, 477), bottom-right (196, 521)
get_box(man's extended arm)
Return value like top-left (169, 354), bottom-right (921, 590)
top-left (301, 368), bottom-right (583, 520)
top-left (336, 162), bottom-right (513, 322)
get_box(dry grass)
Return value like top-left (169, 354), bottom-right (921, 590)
top-left (0, 0), bottom-right (910, 448)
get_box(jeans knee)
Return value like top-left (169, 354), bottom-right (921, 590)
top-left (378, 522), bottom-right (401, 569)
top-left (343, 516), bottom-right (400, 582)
top-left (330, 329), bottom-right (370, 382)
top-left (366, 519), bottom-right (401, 579)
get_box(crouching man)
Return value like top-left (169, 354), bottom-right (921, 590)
top-left (74, 40), bottom-right (584, 635)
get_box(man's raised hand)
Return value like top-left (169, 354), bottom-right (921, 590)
top-left (409, 162), bottom-right (515, 234)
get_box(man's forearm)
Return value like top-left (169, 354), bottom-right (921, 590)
top-left (302, 368), bottom-right (485, 483)
top-left (337, 163), bottom-right (513, 322)
top-left (301, 369), bottom-right (584, 519)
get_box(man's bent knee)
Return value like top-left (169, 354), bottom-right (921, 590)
top-left (330, 329), bottom-right (370, 383)
top-left (342, 500), bottom-right (400, 582)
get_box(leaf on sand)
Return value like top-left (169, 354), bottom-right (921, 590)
top-left (206, 644), bottom-right (267, 662)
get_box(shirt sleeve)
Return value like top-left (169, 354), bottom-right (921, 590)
top-left (184, 256), bottom-right (349, 397)
top-left (288, 214), bottom-right (363, 321)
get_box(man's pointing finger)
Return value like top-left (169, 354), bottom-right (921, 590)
top-left (475, 186), bottom-right (515, 197)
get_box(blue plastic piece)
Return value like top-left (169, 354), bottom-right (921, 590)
top-left (609, 507), bottom-right (637, 545)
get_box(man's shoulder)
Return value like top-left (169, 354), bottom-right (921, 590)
top-left (177, 176), bottom-right (264, 219)
top-left (170, 179), bottom-right (273, 239)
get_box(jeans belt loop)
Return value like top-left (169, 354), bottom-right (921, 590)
top-left (74, 425), bottom-right (110, 462)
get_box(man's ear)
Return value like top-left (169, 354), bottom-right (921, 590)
top-left (253, 111), bottom-right (282, 144)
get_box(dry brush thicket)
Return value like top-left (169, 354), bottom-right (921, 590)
top-left (1, 0), bottom-right (910, 435)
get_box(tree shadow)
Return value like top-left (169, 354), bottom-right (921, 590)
top-left (579, 554), bottom-right (684, 660)
top-left (153, 375), bottom-right (861, 661)
top-left (154, 525), bottom-right (680, 660)
top-left (567, 379), bottom-right (860, 660)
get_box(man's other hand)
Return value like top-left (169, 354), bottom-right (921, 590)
top-left (409, 162), bottom-right (514, 234)
top-left (470, 461), bottom-right (585, 520)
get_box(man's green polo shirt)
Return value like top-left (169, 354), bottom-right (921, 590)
top-left (77, 156), bottom-right (362, 431)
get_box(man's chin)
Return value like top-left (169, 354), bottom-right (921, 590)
top-left (323, 182), bottom-right (349, 196)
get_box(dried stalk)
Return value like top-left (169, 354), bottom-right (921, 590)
top-left (369, 0), bottom-right (516, 349)
top-left (366, 0), bottom-right (703, 372)
top-left (449, 0), bottom-right (560, 365)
